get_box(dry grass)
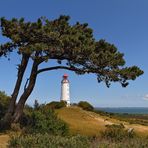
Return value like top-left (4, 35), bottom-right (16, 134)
top-left (56, 107), bottom-right (148, 137)
top-left (56, 106), bottom-right (111, 136)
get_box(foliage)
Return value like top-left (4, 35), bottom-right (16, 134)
top-left (45, 101), bottom-right (67, 110)
top-left (78, 101), bottom-right (94, 111)
top-left (8, 134), bottom-right (90, 148)
top-left (21, 108), bottom-right (69, 136)
top-left (10, 123), bottom-right (21, 132)
top-left (101, 124), bottom-right (135, 142)
top-left (0, 91), bottom-right (10, 119)
top-left (8, 128), bottom-right (148, 148)
top-left (33, 99), bottom-right (40, 110)
top-left (0, 16), bottom-right (143, 88)
top-left (91, 137), bottom-right (148, 148)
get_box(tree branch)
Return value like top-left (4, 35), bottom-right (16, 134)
top-left (24, 78), bottom-right (29, 91)
top-left (37, 66), bottom-right (89, 74)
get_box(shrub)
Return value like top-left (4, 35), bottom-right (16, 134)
top-left (11, 123), bottom-right (21, 132)
top-left (78, 101), bottom-right (94, 111)
top-left (8, 134), bottom-right (91, 148)
top-left (33, 99), bottom-right (40, 110)
top-left (22, 109), bottom-right (69, 136)
top-left (9, 133), bottom-right (148, 148)
top-left (45, 101), bottom-right (66, 110)
top-left (101, 124), bottom-right (136, 142)
top-left (0, 91), bottom-right (10, 119)
top-left (91, 136), bottom-right (148, 148)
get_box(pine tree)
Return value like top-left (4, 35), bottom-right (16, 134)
top-left (0, 16), bottom-right (143, 126)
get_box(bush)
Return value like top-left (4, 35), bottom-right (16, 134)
top-left (45, 101), bottom-right (66, 110)
top-left (22, 109), bottom-right (69, 136)
top-left (92, 136), bottom-right (148, 148)
top-left (101, 124), bottom-right (136, 142)
top-left (78, 101), bottom-right (94, 111)
top-left (11, 123), bottom-right (21, 132)
top-left (33, 99), bottom-right (40, 110)
top-left (0, 91), bottom-right (10, 119)
top-left (8, 134), bottom-right (90, 148)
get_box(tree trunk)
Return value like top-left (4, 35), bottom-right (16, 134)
top-left (12, 61), bottom-right (39, 123)
top-left (0, 54), bottom-right (29, 128)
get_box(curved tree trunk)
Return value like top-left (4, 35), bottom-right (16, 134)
top-left (1, 54), bottom-right (29, 128)
top-left (12, 60), bottom-right (39, 123)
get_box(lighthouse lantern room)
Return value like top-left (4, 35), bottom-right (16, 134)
top-left (60, 74), bottom-right (70, 106)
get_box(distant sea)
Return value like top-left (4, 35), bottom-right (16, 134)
top-left (96, 107), bottom-right (148, 114)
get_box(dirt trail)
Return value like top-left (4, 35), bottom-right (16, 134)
top-left (124, 124), bottom-right (148, 135)
top-left (83, 109), bottom-right (148, 134)
top-left (0, 134), bottom-right (9, 148)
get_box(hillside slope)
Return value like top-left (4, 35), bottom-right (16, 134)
top-left (56, 106), bottom-right (116, 136)
top-left (56, 106), bottom-right (148, 136)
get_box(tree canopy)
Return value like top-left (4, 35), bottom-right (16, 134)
top-left (0, 16), bottom-right (143, 86)
top-left (0, 15), bottom-right (143, 124)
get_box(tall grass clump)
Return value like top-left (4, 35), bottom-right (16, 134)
top-left (91, 137), bottom-right (148, 148)
top-left (8, 134), bottom-right (90, 148)
top-left (101, 124), bottom-right (135, 142)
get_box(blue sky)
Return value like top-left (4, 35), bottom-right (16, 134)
top-left (0, 0), bottom-right (148, 107)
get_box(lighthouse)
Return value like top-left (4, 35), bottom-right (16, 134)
top-left (60, 74), bottom-right (70, 107)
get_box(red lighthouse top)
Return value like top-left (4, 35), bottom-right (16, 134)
top-left (62, 74), bottom-right (69, 83)
top-left (63, 74), bottom-right (68, 79)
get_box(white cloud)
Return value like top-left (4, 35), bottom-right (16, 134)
top-left (121, 94), bottom-right (143, 99)
top-left (121, 94), bottom-right (148, 101)
top-left (143, 94), bottom-right (148, 101)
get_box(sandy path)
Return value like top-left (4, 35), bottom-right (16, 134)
top-left (84, 109), bottom-right (148, 135)
top-left (0, 134), bottom-right (9, 148)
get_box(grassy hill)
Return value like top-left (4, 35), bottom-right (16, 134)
top-left (56, 106), bottom-right (148, 136)
top-left (56, 106), bottom-right (116, 136)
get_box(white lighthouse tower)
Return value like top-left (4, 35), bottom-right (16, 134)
top-left (60, 74), bottom-right (70, 107)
